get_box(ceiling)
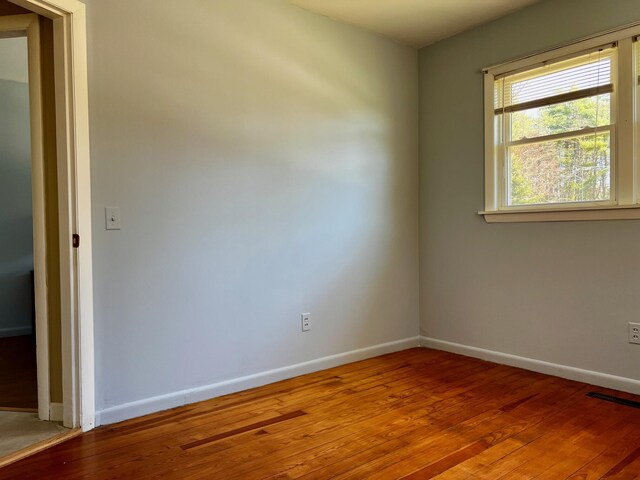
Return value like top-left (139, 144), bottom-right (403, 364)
top-left (288, 0), bottom-right (541, 48)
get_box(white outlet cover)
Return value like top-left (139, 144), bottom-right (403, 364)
top-left (105, 206), bottom-right (122, 230)
top-left (629, 322), bottom-right (640, 345)
top-left (301, 313), bottom-right (311, 332)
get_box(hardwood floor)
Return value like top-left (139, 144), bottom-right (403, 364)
top-left (2, 348), bottom-right (640, 479)
top-left (0, 336), bottom-right (38, 411)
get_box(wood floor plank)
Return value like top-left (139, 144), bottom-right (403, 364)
top-left (42, 368), bottom-right (437, 478)
top-left (2, 347), bottom-right (640, 480)
top-left (566, 430), bottom-right (640, 479)
top-left (431, 438), bottom-right (526, 479)
top-left (399, 440), bottom-right (491, 479)
top-left (502, 413), bottom-right (637, 479)
top-left (308, 378), bottom-right (573, 479)
top-left (600, 444), bottom-right (640, 479)
top-left (472, 396), bottom-right (631, 479)
top-left (260, 433), bottom-right (405, 480)
top-left (181, 410), bottom-right (307, 450)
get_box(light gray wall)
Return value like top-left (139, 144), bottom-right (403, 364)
top-left (0, 36), bottom-right (28, 83)
top-left (0, 37), bottom-right (33, 337)
top-left (84, 0), bottom-right (419, 416)
top-left (419, 0), bottom-right (640, 381)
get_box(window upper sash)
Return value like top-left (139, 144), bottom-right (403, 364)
top-left (493, 83), bottom-right (613, 115)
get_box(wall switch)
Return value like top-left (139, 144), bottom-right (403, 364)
top-left (630, 323), bottom-right (640, 345)
top-left (105, 207), bottom-right (122, 230)
top-left (301, 313), bottom-right (311, 332)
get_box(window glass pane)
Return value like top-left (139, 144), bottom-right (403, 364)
top-left (508, 131), bottom-right (611, 205)
top-left (510, 94), bottom-right (610, 140)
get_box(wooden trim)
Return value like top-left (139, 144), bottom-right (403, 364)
top-left (617, 37), bottom-right (635, 204)
top-left (0, 13), bottom-right (51, 423)
top-left (0, 428), bottom-right (81, 469)
top-left (9, 0), bottom-right (95, 432)
top-left (0, 12), bottom-right (32, 32)
top-left (484, 71), bottom-right (498, 211)
top-left (26, 14), bottom-right (50, 425)
top-left (494, 84), bottom-right (614, 115)
top-left (49, 402), bottom-right (63, 421)
top-left (0, 407), bottom-right (38, 413)
top-left (8, 0), bottom-right (82, 19)
top-left (97, 336), bottom-right (421, 425)
top-left (480, 205), bottom-right (640, 222)
top-left (52, 3), bottom-right (76, 431)
top-left (420, 337), bottom-right (640, 395)
top-left (636, 42), bottom-right (640, 203)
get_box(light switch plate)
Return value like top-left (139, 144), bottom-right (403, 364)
top-left (105, 207), bottom-right (121, 230)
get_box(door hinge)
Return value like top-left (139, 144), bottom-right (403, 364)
top-left (72, 233), bottom-right (80, 248)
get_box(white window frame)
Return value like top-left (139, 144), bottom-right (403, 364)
top-left (481, 23), bottom-right (640, 223)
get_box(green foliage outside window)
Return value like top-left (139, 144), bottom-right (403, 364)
top-left (508, 94), bottom-right (611, 205)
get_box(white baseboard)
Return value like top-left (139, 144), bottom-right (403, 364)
top-left (420, 336), bottom-right (640, 395)
top-left (0, 326), bottom-right (33, 338)
top-left (96, 336), bottom-right (421, 426)
top-left (49, 402), bottom-right (63, 422)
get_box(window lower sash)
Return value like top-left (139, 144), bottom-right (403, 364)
top-left (505, 124), bottom-right (614, 147)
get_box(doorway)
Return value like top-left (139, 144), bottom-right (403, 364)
top-left (0, 11), bottom-right (72, 461)
top-left (0, 33), bottom-right (37, 414)
top-left (0, 0), bottom-right (94, 456)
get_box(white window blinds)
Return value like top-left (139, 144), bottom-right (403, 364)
top-left (494, 45), bottom-right (615, 115)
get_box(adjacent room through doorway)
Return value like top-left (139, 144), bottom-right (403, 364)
top-left (0, 10), bottom-right (71, 462)
top-left (0, 34), bottom-right (37, 414)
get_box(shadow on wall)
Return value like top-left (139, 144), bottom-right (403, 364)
top-left (0, 78), bottom-right (33, 337)
top-left (88, 0), bottom-right (418, 407)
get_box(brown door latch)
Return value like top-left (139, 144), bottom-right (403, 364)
top-left (72, 234), bottom-right (80, 248)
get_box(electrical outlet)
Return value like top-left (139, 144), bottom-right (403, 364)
top-left (629, 323), bottom-right (640, 344)
top-left (301, 313), bottom-right (311, 332)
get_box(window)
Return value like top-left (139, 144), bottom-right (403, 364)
top-left (482, 27), bottom-right (640, 222)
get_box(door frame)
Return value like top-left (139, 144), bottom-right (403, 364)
top-left (0, 13), bottom-right (49, 422)
top-left (9, 0), bottom-right (94, 431)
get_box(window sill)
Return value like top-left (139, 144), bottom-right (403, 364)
top-left (479, 205), bottom-right (640, 223)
